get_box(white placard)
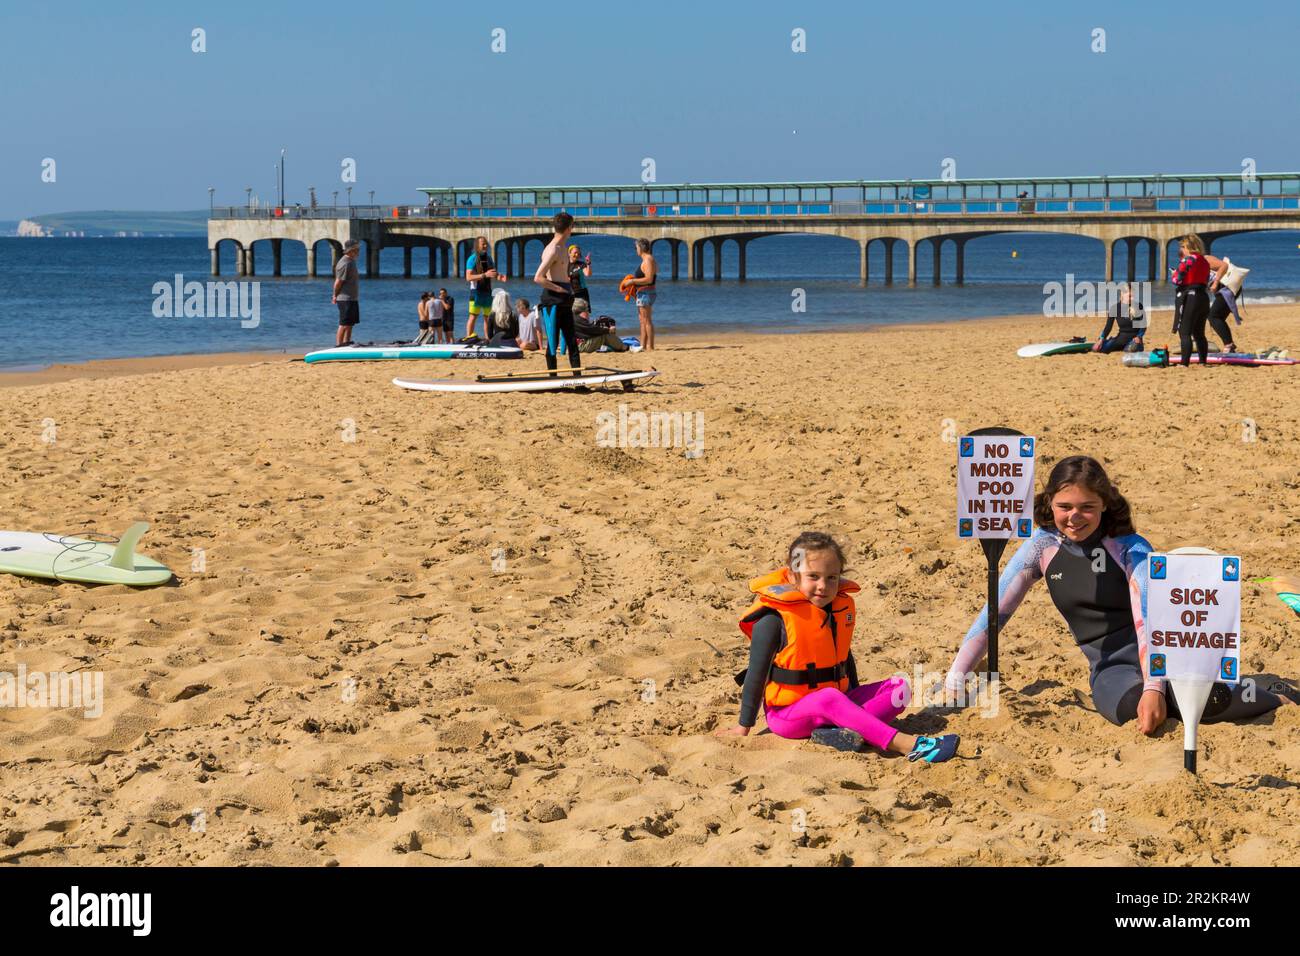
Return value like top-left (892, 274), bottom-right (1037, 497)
top-left (1146, 552), bottom-right (1241, 684)
top-left (957, 435), bottom-right (1036, 540)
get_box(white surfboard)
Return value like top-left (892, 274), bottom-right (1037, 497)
top-left (394, 367), bottom-right (659, 394)
top-left (305, 342), bottom-right (522, 363)
top-left (1016, 341), bottom-right (1094, 358)
top-left (0, 522), bottom-right (173, 586)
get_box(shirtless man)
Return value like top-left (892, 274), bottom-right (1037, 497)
top-left (532, 212), bottom-right (582, 376)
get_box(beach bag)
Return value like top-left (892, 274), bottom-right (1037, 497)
top-left (1219, 260), bottom-right (1249, 295)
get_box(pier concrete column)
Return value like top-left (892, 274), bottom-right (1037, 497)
top-left (403, 246), bottom-right (412, 278)
top-left (1105, 240), bottom-right (1116, 283)
top-left (454, 241), bottom-right (464, 280)
top-left (686, 240), bottom-right (700, 280)
top-left (1124, 237), bottom-right (1138, 284)
top-left (713, 238), bottom-right (722, 281)
top-left (440, 245), bottom-right (449, 278)
top-left (211, 248), bottom-right (220, 277)
top-left (366, 242), bottom-right (379, 277)
top-left (884, 240), bottom-right (895, 285)
top-left (1147, 239), bottom-right (1157, 282)
top-left (908, 240), bottom-right (918, 286)
top-left (955, 238), bottom-right (966, 285)
top-left (306, 244), bottom-right (316, 277)
top-left (671, 240), bottom-right (680, 280)
top-left (331, 243), bottom-right (341, 274)
top-left (246, 244), bottom-right (256, 276)
top-left (1159, 238), bottom-right (1172, 282)
top-left (860, 241), bottom-right (869, 286)
top-left (427, 245), bottom-right (437, 278)
top-left (932, 238), bottom-right (942, 285)
top-left (271, 238), bottom-right (283, 277)
top-left (738, 238), bottom-right (748, 282)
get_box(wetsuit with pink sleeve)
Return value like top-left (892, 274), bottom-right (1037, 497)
top-left (944, 526), bottom-right (1280, 725)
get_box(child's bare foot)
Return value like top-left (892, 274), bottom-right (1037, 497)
top-left (714, 724), bottom-right (750, 738)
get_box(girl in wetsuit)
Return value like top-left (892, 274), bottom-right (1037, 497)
top-left (943, 456), bottom-right (1287, 733)
top-left (716, 532), bottom-right (960, 763)
top-left (1171, 234), bottom-right (1212, 367)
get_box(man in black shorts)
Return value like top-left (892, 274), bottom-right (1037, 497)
top-left (438, 288), bottom-right (455, 340)
top-left (332, 239), bottom-right (361, 346)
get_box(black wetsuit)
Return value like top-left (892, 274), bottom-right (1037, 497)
top-left (539, 279), bottom-right (581, 372)
top-left (950, 527), bottom-right (1281, 726)
top-left (1097, 302), bottom-right (1143, 353)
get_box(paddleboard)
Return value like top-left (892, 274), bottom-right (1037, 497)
top-left (305, 342), bottom-right (523, 363)
top-left (394, 367), bottom-right (660, 394)
top-left (0, 522), bottom-right (173, 586)
top-left (1122, 351), bottom-right (1296, 367)
top-left (1252, 576), bottom-right (1300, 618)
top-left (1016, 341), bottom-right (1095, 357)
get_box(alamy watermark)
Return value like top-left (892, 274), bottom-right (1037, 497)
top-left (1043, 276), bottom-right (1151, 321)
top-left (152, 274), bottom-right (260, 328)
top-left (595, 404), bottom-right (704, 458)
top-left (0, 664), bottom-right (103, 718)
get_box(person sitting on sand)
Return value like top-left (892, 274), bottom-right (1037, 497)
top-left (488, 289), bottom-right (519, 347)
top-left (488, 287), bottom-right (513, 342)
top-left (715, 532), bottom-right (961, 763)
top-left (941, 455), bottom-right (1293, 732)
top-left (573, 299), bottom-right (628, 353)
top-left (1092, 283), bottom-right (1145, 354)
top-left (516, 298), bottom-right (543, 351)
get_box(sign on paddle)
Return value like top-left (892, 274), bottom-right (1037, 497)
top-left (957, 435), bottom-right (1036, 539)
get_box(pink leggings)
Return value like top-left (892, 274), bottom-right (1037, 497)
top-left (764, 677), bottom-right (911, 752)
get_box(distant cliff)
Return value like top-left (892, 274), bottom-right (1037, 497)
top-left (8, 210), bottom-right (208, 237)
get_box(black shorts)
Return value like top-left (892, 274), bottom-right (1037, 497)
top-left (337, 300), bottom-right (360, 326)
top-left (441, 313), bottom-right (454, 333)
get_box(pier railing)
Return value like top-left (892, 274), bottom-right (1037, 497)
top-left (211, 194), bottom-right (1300, 222)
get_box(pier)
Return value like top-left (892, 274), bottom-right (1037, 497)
top-left (209, 172), bottom-right (1300, 285)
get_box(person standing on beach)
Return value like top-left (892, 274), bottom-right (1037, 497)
top-left (465, 236), bottom-right (499, 341)
top-left (1206, 254), bottom-right (1243, 353)
top-left (1170, 234), bottom-right (1211, 367)
top-left (427, 289), bottom-right (445, 344)
top-left (533, 212), bottom-right (582, 375)
top-left (416, 291), bottom-right (431, 344)
top-left (439, 288), bottom-right (455, 342)
top-left (568, 244), bottom-right (593, 311)
top-left (628, 238), bottom-right (657, 351)
top-left (332, 239), bottom-right (361, 346)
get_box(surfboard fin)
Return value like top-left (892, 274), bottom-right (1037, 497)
top-left (108, 522), bottom-right (149, 571)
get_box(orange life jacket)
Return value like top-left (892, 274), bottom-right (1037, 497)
top-left (619, 274), bottom-right (639, 301)
top-left (738, 568), bottom-right (859, 708)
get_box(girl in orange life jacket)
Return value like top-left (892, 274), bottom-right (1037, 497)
top-left (715, 532), bottom-right (960, 763)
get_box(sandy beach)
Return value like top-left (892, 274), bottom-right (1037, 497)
top-left (1, 304), bottom-right (1298, 867)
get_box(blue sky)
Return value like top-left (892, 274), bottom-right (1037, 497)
top-left (2, 0), bottom-right (1297, 217)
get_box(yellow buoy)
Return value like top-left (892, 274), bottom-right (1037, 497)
top-left (1012, 250), bottom-right (1019, 258)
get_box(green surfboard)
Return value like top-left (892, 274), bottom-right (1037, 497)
top-left (0, 522), bottom-right (173, 586)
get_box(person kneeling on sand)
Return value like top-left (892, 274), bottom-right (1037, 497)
top-left (573, 299), bottom-right (628, 353)
top-left (715, 531), bottom-right (961, 763)
top-left (940, 455), bottom-right (1296, 731)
